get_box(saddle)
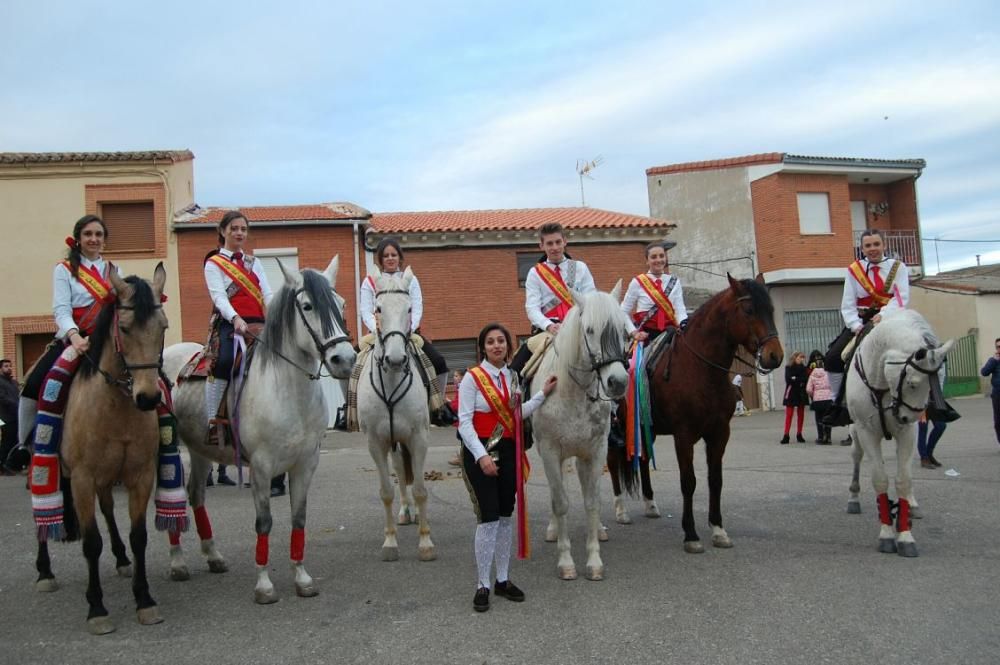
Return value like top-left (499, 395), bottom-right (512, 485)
top-left (521, 332), bottom-right (554, 381)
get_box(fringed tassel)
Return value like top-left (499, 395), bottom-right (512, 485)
top-left (635, 342), bottom-right (656, 469)
top-left (153, 397), bottom-right (189, 533)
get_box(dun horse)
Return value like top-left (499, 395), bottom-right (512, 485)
top-left (609, 275), bottom-right (784, 552)
top-left (34, 265), bottom-right (170, 634)
top-left (845, 309), bottom-right (952, 557)
top-left (165, 256), bottom-right (355, 602)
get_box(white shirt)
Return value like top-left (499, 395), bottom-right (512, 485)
top-left (839, 257), bottom-right (909, 333)
top-left (52, 257), bottom-right (123, 339)
top-left (204, 248), bottom-right (274, 323)
top-left (457, 360), bottom-right (547, 461)
top-left (359, 272), bottom-right (424, 334)
top-left (524, 259), bottom-right (596, 331)
top-left (732, 374), bottom-right (743, 388)
top-left (620, 272), bottom-right (688, 325)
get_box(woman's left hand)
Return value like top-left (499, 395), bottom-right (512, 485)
top-left (541, 375), bottom-right (558, 396)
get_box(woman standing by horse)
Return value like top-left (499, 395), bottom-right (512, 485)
top-left (458, 323), bottom-right (556, 612)
top-left (780, 351), bottom-right (809, 444)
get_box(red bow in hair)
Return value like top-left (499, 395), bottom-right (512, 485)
top-left (65, 236), bottom-right (79, 249)
top-left (160, 294), bottom-right (169, 303)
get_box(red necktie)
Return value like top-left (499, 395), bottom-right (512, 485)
top-left (233, 252), bottom-right (244, 268)
top-left (500, 372), bottom-right (510, 403)
top-left (654, 278), bottom-right (667, 329)
top-left (871, 265), bottom-right (884, 292)
top-left (554, 264), bottom-right (561, 277)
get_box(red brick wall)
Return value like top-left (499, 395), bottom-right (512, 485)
top-left (751, 173), bottom-right (856, 273)
top-left (887, 179), bottom-right (918, 232)
top-left (176, 226), bottom-right (360, 343)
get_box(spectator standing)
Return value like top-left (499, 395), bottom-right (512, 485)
top-left (981, 337), bottom-right (1000, 447)
top-left (0, 359), bottom-right (19, 474)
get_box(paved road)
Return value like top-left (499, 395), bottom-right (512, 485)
top-left (1, 396), bottom-right (997, 664)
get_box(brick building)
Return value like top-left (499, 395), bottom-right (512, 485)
top-left (646, 152), bottom-right (926, 406)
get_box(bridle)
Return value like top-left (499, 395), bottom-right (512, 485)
top-left (370, 287), bottom-right (416, 443)
top-left (854, 349), bottom-right (940, 440)
top-left (675, 293), bottom-right (779, 377)
top-left (81, 300), bottom-right (165, 398)
top-left (564, 321), bottom-right (629, 403)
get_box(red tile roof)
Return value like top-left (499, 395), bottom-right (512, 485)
top-left (370, 207), bottom-right (672, 234)
top-left (180, 203), bottom-right (370, 224)
top-left (0, 150), bottom-right (194, 164)
top-left (646, 153), bottom-right (784, 176)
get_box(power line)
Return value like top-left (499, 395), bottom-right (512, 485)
top-left (922, 237), bottom-right (1000, 243)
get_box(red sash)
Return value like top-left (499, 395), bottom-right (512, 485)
top-left (62, 260), bottom-right (113, 335)
top-left (208, 254), bottom-right (265, 319)
top-left (468, 367), bottom-right (516, 439)
top-left (634, 274), bottom-right (677, 331)
top-left (849, 260), bottom-right (893, 308)
top-left (535, 263), bottom-right (574, 321)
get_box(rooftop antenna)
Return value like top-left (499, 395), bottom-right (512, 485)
top-left (576, 155), bottom-right (604, 206)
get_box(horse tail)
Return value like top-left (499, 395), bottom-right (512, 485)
top-left (61, 475), bottom-right (80, 543)
top-left (399, 444), bottom-right (414, 486)
top-left (607, 444), bottom-right (640, 499)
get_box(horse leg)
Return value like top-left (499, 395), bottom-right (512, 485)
top-left (674, 435), bottom-right (702, 553)
top-left (126, 471), bottom-right (162, 626)
top-left (74, 475), bottom-right (114, 635)
top-left (252, 464), bottom-right (279, 604)
top-left (545, 459), bottom-right (573, 542)
top-left (390, 447), bottom-right (413, 525)
top-left (640, 455), bottom-right (660, 519)
top-left (369, 441), bottom-right (399, 561)
top-left (861, 433), bottom-right (897, 554)
top-left (705, 429), bottom-right (733, 549)
top-left (35, 540), bottom-right (58, 592)
top-left (408, 434), bottom-right (436, 561)
top-left (183, 453), bottom-right (227, 577)
top-left (541, 449), bottom-right (575, 579)
top-left (607, 445), bottom-right (631, 526)
top-left (847, 426), bottom-right (864, 514)
top-left (894, 426), bottom-right (918, 558)
top-left (289, 454), bottom-right (320, 597)
top-left (97, 485), bottom-right (132, 577)
top-left (576, 456), bottom-right (605, 581)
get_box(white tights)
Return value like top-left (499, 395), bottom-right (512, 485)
top-left (474, 516), bottom-right (514, 590)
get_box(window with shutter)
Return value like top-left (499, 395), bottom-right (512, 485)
top-left (99, 201), bottom-right (155, 252)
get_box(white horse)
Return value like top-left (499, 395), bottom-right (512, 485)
top-left (534, 283), bottom-right (631, 580)
top-left (845, 309), bottom-right (952, 557)
top-left (164, 256), bottom-right (356, 601)
top-left (356, 267), bottom-right (435, 562)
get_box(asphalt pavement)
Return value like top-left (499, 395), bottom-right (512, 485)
top-left (0, 395), bottom-right (997, 665)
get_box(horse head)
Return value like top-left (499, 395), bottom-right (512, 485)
top-left (269, 256), bottom-right (356, 380)
top-left (882, 339), bottom-right (954, 424)
top-left (726, 274), bottom-right (784, 370)
top-left (565, 280), bottom-right (630, 400)
top-left (374, 267), bottom-right (414, 372)
top-left (105, 263), bottom-right (169, 411)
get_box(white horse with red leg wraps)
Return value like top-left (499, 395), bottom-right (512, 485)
top-left (165, 256), bottom-right (355, 602)
top-left (845, 309), bottom-right (952, 558)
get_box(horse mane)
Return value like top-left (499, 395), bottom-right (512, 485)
top-left (553, 290), bottom-right (628, 373)
top-left (863, 309), bottom-right (939, 361)
top-left (79, 276), bottom-right (157, 377)
top-left (687, 277), bottom-right (773, 329)
top-left (258, 269), bottom-right (346, 368)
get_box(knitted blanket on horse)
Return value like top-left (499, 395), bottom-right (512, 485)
top-left (29, 345), bottom-right (189, 542)
top-left (346, 334), bottom-right (444, 432)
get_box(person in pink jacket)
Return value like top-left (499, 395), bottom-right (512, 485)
top-left (806, 350), bottom-right (834, 445)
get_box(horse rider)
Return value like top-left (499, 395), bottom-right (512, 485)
top-left (509, 222), bottom-right (598, 374)
top-left (8, 215), bottom-right (122, 471)
top-left (203, 210), bottom-right (273, 445)
top-left (458, 322), bottom-right (556, 612)
top-left (359, 236), bottom-right (449, 405)
top-left (620, 241), bottom-right (688, 345)
top-left (823, 228), bottom-right (909, 427)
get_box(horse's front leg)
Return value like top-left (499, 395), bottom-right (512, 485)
top-left (546, 458), bottom-right (574, 541)
top-left (847, 426), bottom-right (864, 514)
top-left (389, 447), bottom-right (414, 525)
top-left (126, 468), bottom-right (162, 627)
top-left (893, 425), bottom-right (918, 557)
top-left (408, 433), bottom-right (436, 561)
top-left (251, 460), bottom-right (279, 604)
top-left (97, 485), bottom-right (131, 577)
top-left (368, 440), bottom-right (399, 561)
top-left (705, 428), bottom-right (733, 549)
top-left (289, 447), bottom-right (320, 596)
top-left (72, 474), bottom-right (114, 634)
top-left (540, 447), bottom-right (575, 580)
top-left (860, 432), bottom-right (897, 554)
top-left (575, 455), bottom-right (605, 581)
top-left (673, 433), bottom-right (702, 553)
top-left (171, 451), bottom-right (227, 580)
top-left (640, 452), bottom-right (660, 518)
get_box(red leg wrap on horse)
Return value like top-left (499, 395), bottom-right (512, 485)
top-left (290, 528), bottom-right (305, 562)
top-left (876, 493), bottom-right (892, 525)
top-left (255, 533), bottom-right (269, 566)
top-left (896, 498), bottom-right (910, 532)
top-left (194, 505), bottom-right (213, 541)
top-left (168, 530), bottom-right (181, 546)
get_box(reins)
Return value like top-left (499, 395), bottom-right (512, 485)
top-left (370, 287), bottom-right (417, 444)
top-left (853, 349), bottom-right (940, 440)
top-left (81, 300), bottom-right (165, 398)
top-left (560, 320), bottom-right (628, 403)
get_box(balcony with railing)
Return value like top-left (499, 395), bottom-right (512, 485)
top-left (853, 229), bottom-right (921, 267)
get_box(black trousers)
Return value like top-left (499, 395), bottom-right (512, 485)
top-left (824, 328), bottom-right (854, 374)
top-left (418, 334), bottom-right (448, 375)
top-left (462, 437), bottom-right (516, 524)
top-left (22, 340), bottom-right (65, 401)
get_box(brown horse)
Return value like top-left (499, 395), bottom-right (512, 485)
top-left (35, 265), bottom-right (169, 634)
top-left (608, 275), bottom-right (783, 552)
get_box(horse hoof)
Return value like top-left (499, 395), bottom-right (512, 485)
top-left (397, 509), bottom-right (412, 526)
top-left (87, 616), bottom-right (116, 635)
top-left (117, 564), bottom-right (133, 578)
top-left (558, 566), bottom-right (577, 581)
top-left (254, 588), bottom-right (280, 605)
top-left (169, 565), bottom-right (189, 582)
top-left (208, 559), bottom-right (229, 574)
top-left (910, 505), bottom-right (924, 520)
top-left (585, 566), bottom-right (604, 581)
top-left (296, 583), bottom-right (319, 598)
top-left (381, 547), bottom-right (399, 562)
top-left (136, 606), bottom-right (163, 625)
top-left (897, 541), bottom-right (919, 558)
top-left (616, 513), bottom-right (633, 525)
top-left (878, 538), bottom-right (898, 554)
top-left (645, 505), bottom-right (661, 519)
top-left (712, 534), bottom-right (733, 548)
top-left (846, 501), bottom-right (862, 515)
top-left (684, 541), bottom-right (705, 554)
top-left (35, 578), bottom-right (58, 593)
top-left (418, 547), bottom-right (437, 562)
top-left (598, 527), bottom-right (609, 542)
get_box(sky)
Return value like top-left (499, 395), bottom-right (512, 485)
top-left (2, 1), bottom-right (998, 273)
